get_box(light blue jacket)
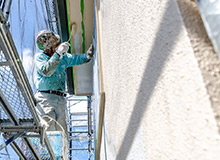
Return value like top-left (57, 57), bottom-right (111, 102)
top-left (34, 52), bottom-right (90, 92)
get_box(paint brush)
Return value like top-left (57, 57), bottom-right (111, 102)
top-left (67, 22), bottom-right (77, 43)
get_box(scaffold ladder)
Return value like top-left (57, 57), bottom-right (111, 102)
top-left (67, 96), bottom-right (94, 160)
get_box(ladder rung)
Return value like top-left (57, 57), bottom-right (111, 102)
top-left (69, 148), bottom-right (88, 150)
top-left (69, 136), bottom-right (94, 141)
top-left (72, 125), bottom-right (88, 127)
top-left (69, 136), bottom-right (88, 139)
top-left (69, 119), bottom-right (88, 122)
top-left (70, 112), bottom-right (88, 115)
top-left (69, 131), bottom-right (88, 133)
top-left (69, 147), bottom-right (94, 151)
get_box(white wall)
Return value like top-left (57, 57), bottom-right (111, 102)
top-left (98, 0), bottom-right (220, 159)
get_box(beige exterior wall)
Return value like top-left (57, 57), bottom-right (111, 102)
top-left (98, 0), bottom-right (220, 159)
top-left (177, 0), bottom-right (220, 130)
top-left (67, 0), bottom-right (93, 95)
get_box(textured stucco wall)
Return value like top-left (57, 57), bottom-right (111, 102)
top-left (98, 0), bottom-right (220, 159)
top-left (177, 0), bottom-right (220, 131)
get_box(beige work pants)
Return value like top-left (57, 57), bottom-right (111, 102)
top-left (35, 91), bottom-right (67, 134)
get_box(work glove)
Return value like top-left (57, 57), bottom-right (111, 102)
top-left (86, 44), bottom-right (94, 59)
top-left (56, 42), bottom-right (70, 56)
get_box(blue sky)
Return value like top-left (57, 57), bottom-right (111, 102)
top-left (9, 0), bottom-right (49, 92)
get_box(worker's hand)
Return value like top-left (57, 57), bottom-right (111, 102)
top-left (86, 44), bottom-right (94, 59)
top-left (56, 42), bottom-right (70, 56)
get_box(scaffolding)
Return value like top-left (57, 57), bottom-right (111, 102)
top-left (0, 8), bottom-right (57, 159)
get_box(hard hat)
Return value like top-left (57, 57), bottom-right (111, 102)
top-left (36, 30), bottom-right (60, 50)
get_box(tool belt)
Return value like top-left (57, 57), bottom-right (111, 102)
top-left (38, 90), bottom-right (67, 97)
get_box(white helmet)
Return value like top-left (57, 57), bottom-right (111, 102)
top-left (36, 30), bottom-right (60, 50)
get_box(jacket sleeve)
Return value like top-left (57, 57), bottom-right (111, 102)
top-left (35, 53), bottom-right (60, 77)
top-left (62, 53), bottom-right (90, 68)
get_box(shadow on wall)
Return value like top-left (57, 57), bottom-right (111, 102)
top-left (177, 0), bottom-right (214, 50)
top-left (177, 0), bottom-right (220, 133)
top-left (116, 0), bottom-right (182, 159)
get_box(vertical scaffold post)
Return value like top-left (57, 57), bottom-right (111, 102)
top-left (68, 99), bottom-right (72, 160)
top-left (87, 96), bottom-right (92, 160)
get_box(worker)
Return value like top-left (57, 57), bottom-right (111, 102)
top-left (34, 29), bottom-right (93, 134)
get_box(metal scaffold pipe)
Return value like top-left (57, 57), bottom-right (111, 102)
top-left (87, 96), bottom-right (92, 160)
top-left (2, 0), bottom-right (12, 21)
